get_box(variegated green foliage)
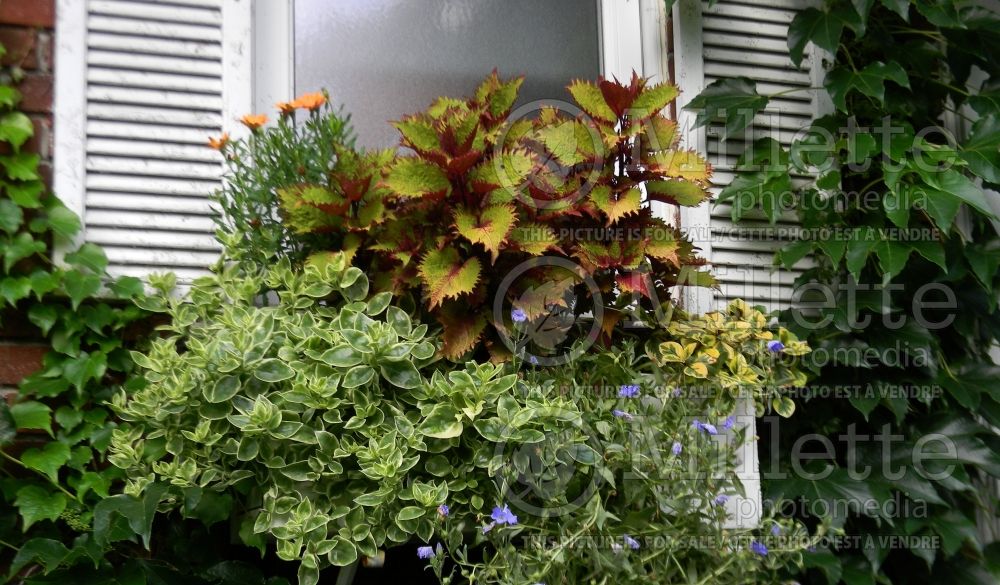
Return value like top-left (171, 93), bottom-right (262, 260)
top-left (283, 72), bottom-right (716, 359)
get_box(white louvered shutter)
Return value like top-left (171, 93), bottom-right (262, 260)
top-left (56, 0), bottom-right (251, 281)
top-left (674, 0), bottom-right (825, 314)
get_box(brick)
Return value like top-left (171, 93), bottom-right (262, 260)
top-left (0, 344), bottom-right (47, 385)
top-left (0, 0), bottom-right (55, 28)
top-left (17, 73), bottom-right (51, 113)
top-left (0, 25), bottom-right (35, 67)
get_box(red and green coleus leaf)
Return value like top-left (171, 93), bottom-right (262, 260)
top-left (646, 179), bottom-right (712, 207)
top-left (474, 71), bottom-right (524, 119)
top-left (384, 158), bottom-right (451, 198)
top-left (508, 222), bottom-right (559, 255)
top-left (644, 221), bottom-right (681, 266)
top-left (468, 150), bottom-right (535, 194)
top-left (436, 300), bottom-right (488, 359)
top-left (630, 82), bottom-right (679, 118)
top-left (277, 184), bottom-right (344, 234)
top-left (393, 116), bottom-right (441, 153)
top-left (453, 204), bottom-right (517, 262)
top-left (599, 73), bottom-right (643, 118)
top-left (535, 119), bottom-right (600, 167)
top-left (616, 270), bottom-right (654, 298)
top-left (567, 79), bottom-right (617, 122)
top-left (649, 149), bottom-right (713, 182)
top-left (572, 239), bottom-right (645, 272)
top-left (639, 117), bottom-right (679, 152)
top-left (508, 265), bottom-right (578, 320)
top-left (589, 185), bottom-right (641, 225)
top-left (418, 247), bottom-right (481, 308)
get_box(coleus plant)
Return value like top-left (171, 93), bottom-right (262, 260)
top-left (282, 72), bottom-right (717, 359)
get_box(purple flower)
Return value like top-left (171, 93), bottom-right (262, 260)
top-left (482, 522), bottom-right (495, 534)
top-left (618, 384), bottom-right (640, 398)
top-left (417, 545), bottom-right (435, 559)
top-left (511, 308), bottom-right (527, 323)
top-left (672, 387), bottom-right (683, 397)
top-left (612, 409), bottom-right (633, 421)
top-left (750, 541), bottom-right (768, 557)
top-left (723, 416), bottom-right (736, 430)
top-left (807, 545), bottom-right (817, 553)
top-left (671, 441), bottom-right (682, 455)
top-left (491, 504), bottom-right (518, 525)
top-left (767, 340), bottom-right (785, 353)
top-left (771, 524), bottom-right (781, 536)
top-left (437, 504), bottom-right (449, 517)
top-left (698, 422), bottom-right (718, 435)
top-left (624, 534), bottom-right (640, 550)
top-left (714, 494), bottom-right (730, 506)
top-left (611, 542), bottom-right (623, 553)
top-left (529, 355), bottom-right (539, 365)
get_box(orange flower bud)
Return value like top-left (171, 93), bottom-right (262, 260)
top-left (240, 114), bottom-right (268, 130)
top-left (207, 132), bottom-right (230, 150)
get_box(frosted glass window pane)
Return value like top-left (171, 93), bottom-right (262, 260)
top-left (294, 0), bottom-right (601, 148)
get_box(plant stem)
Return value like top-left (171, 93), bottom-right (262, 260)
top-left (0, 449), bottom-right (76, 499)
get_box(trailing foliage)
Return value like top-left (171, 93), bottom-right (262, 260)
top-left (109, 240), bottom-right (814, 583)
top-left (688, 1), bottom-right (1000, 583)
top-left (229, 73), bottom-right (717, 360)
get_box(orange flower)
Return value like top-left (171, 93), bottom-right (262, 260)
top-left (240, 114), bottom-right (268, 130)
top-left (290, 91), bottom-right (327, 111)
top-left (207, 132), bottom-right (230, 150)
top-left (276, 101), bottom-right (296, 116)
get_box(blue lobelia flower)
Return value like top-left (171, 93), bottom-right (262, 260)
top-left (723, 416), bottom-right (736, 430)
top-left (624, 534), bottom-right (640, 550)
top-left (511, 308), bottom-right (528, 323)
top-left (714, 494), bottom-right (730, 505)
top-left (767, 340), bottom-right (785, 352)
top-left (491, 504), bottom-right (518, 525)
top-left (417, 545), bottom-right (435, 559)
top-left (750, 541), bottom-right (769, 557)
top-left (618, 384), bottom-right (640, 398)
top-left (671, 441), bottom-right (683, 455)
top-left (613, 409), bottom-right (634, 421)
top-left (771, 524), bottom-right (781, 536)
top-left (437, 504), bottom-right (449, 517)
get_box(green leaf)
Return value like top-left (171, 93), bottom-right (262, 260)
top-left (453, 204), bottom-right (517, 260)
top-left (567, 79), bottom-right (616, 122)
top-left (93, 484), bottom-right (167, 548)
top-left (802, 548), bottom-right (843, 585)
top-left (384, 158), bottom-right (450, 198)
top-left (7, 538), bottom-right (69, 578)
top-left (0, 111), bottom-right (34, 149)
top-left (205, 375), bottom-right (241, 403)
top-left (845, 238), bottom-right (876, 278)
top-left (909, 240), bottom-right (947, 271)
top-left (0, 85), bottom-right (19, 107)
top-left (254, 359), bottom-right (295, 383)
top-left (418, 404), bottom-right (464, 439)
top-left (62, 351), bottom-right (107, 392)
top-left (63, 270), bottom-right (101, 311)
top-left (873, 241), bottom-right (912, 278)
top-left (14, 486), bottom-right (67, 530)
top-left (10, 401), bottom-right (52, 435)
top-left (396, 506), bottom-right (426, 522)
top-left (342, 365), bottom-right (375, 388)
top-left (27, 304), bottom-right (58, 336)
top-left (787, 6), bottom-right (856, 67)
top-left (45, 205), bottom-right (82, 239)
top-left (6, 179), bottom-right (43, 208)
top-left (20, 442), bottom-right (71, 483)
top-left (380, 360), bottom-right (421, 389)
top-left (879, 0), bottom-right (909, 20)
top-left (825, 61), bottom-right (909, 112)
top-left (770, 467), bottom-right (889, 528)
top-left (0, 198), bottom-right (22, 233)
top-left (960, 116), bottom-right (1000, 183)
top-left (326, 537), bottom-right (358, 566)
top-left (588, 186), bottom-right (641, 225)
top-left (65, 243), bottom-right (109, 274)
top-left (4, 232), bottom-right (45, 271)
top-left (0, 402), bottom-right (16, 446)
top-left (0, 152), bottom-right (39, 180)
top-left (418, 248), bottom-right (481, 309)
top-left (0, 276), bottom-right (31, 304)
top-left (685, 77), bottom-right (769, 138)
top-left (646, 179), bottom-right (710, 206)
top-left (921, 169), bottom-right (995, 219)
top-left (108, 275), bottom-right (145, 298)
top-left (631, 82), bottom-right (679, 117)
top-left (29, 269), bottom-right (60, 299)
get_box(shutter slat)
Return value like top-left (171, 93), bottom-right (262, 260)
top-left (87, 174), bottom-right (217, 197)
top-left (88, 49), bottom-right (223, 77)
top-left (88, 15), bottom-right (223, 42)
top-left (86, 155), bottom-right (222, 180)
top-left (87, 209), bottom-right (217, 232)
top-left (87, 103), bottom-right (222, 128)
top-left (89, 0), bottom-right (222, 25)
top-left (88, 68), bottom-right (222, 93)
top-left (88, 32), bottom-right (223, 60)
top-left (702, 15), bottom-right (791, 39)
top-left (88, 191), bottom-right (216, 214)
top-left (87, 120), bottom-right (217, 144)
top-left (88, 138), bottom-right (222, 163)
top-left (87, 227), bottom-right (220, 250)
top-left (703, 2), bottom-right (798, 23)
top-left (87, 86), bottom-right (223, 110)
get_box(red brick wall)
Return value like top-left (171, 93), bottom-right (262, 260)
top-left (0, 0), bottom-right (56, 395)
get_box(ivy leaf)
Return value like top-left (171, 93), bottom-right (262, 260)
top-left (62, 351), bottom-right (108, 392)
top-left (567, 79), bottom-right (616, 122)
top-left (6, 538), bottom-right (70, 578)
top-left (873, 241), bottom-right (912, 278)
top-left (845, 238), bottom-right (877, 279)
top-left (14, 486), bottom-right (67, 531)
top-left (802, 548), bottom-right (843, 585)
top-left (850, 0), bottom-right (875, 28)
top-left (717, 170), bottom-right (792, 223)
top-left (0, 276), bottom-right (31, 304)
top-left (45, 206), bottom-right (82, 239)
top-left (108, 275), bottom-right (145, 299)
top-left (770, 467), bottom-right (889, 528)
top-left (0, 85), bottom-right (19, 107)
top-left (4, 232), bottom-right (45, 272)
top-left (909, 240), bottom-right (947, 272)
top-left (913, 183), bottom-right (962, 231)
top-left (453, 204), bottom-right (517, 261)
top-left (63, 270), bottom-right (101, 311)
top-left (960, 115), bottom-right (1000, 183)
top-left (825, 61), bottom-right (910, 112)
top-left (64, 243), bottom-right (108, 274)
top-left (913, 0), bottom-right (963, 28)
top-left (684, 77), bottom-right (769, 139)
top-left (0, 112), bottom-right (34, 149)
top-left (6, 179), bottom-right (43, 208)
top-left (787, 6), bottom-right (858, 67)
top-left (0, 152), bottom-right (39, 180)
top-left (384, 158), bottom-right (450, 198)
top-left (29, 270), bottom-right (60, 299)
top-left (27, 304), bottom-right (58, 336)
top-left (93, 484), bottom-right (167, 548)
top-left (589, 185), bottom-right (641, 225)
top-left (0, 199), bottom-right (22, 233)
top-left (10, 401), bottom-right (52, 435)
top-left (879, 0), bottom-right (909, 20)
top-left (20, 442), bottom-right (71, 483)
top-left (920, 169), bottom-right (995, 219)
top-left (418, 248), bottom-right (481, 309)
